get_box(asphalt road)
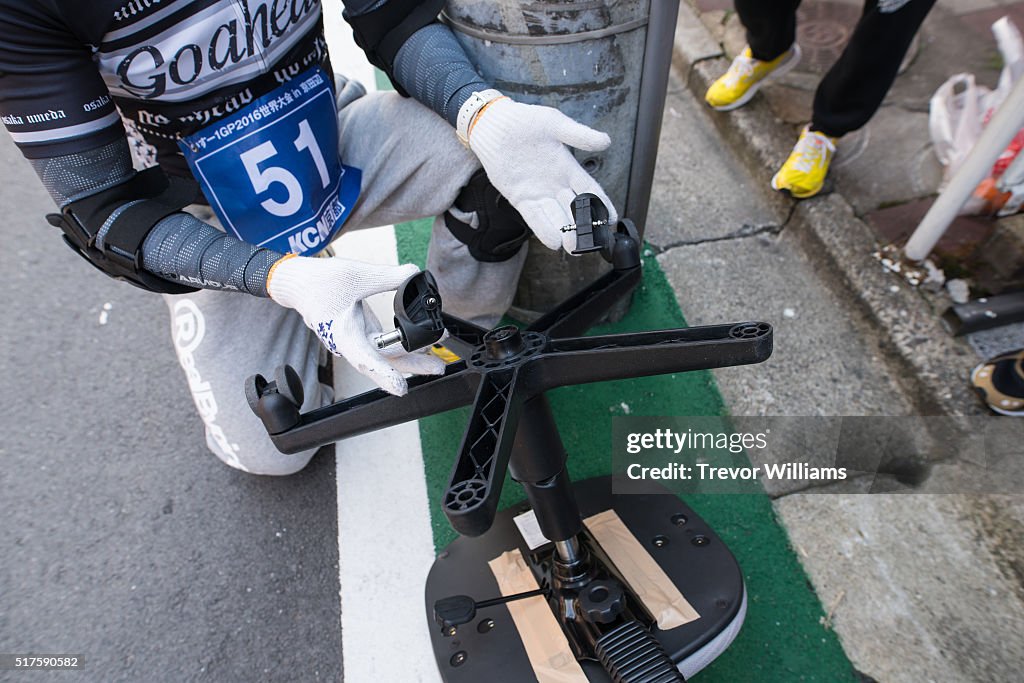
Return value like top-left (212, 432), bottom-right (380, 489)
top-left (0, 133), bottom-right (343, 681)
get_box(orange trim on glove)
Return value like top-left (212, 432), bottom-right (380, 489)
top-left (466, 96), bottom-right (509, 143)
top-left (266, 253), bottom-right (299, 300)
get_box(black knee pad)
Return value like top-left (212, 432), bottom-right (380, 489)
top-left (444, 170), bottom-right (530, 263)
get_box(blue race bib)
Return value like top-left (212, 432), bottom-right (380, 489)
top-left (179, 67), bottom-right (361, 255)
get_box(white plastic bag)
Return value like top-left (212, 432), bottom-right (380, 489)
top-left (928, 17), bottom-right (1024, 213)
top-left (928, 72), bottom-right (985, 179)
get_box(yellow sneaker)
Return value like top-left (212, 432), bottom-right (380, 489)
top-left (705, 44), bottom-right (802, 111)
top-left (771, 126), bottom-right (838, 199)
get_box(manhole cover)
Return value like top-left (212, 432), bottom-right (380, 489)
top-left (794, 1), bottom-right (920, 76)
top-left (795, 2), bottom-right (861, 74)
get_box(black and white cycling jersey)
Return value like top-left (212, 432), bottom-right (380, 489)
top-left (0, 0), bottom-right (334, 176)
top-left (0, 0), bottom-right (488, 297)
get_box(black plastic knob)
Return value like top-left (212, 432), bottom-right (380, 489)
top-left (578, 580), bottom-right (626, 625)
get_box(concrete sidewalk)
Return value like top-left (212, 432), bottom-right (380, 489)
top-left (654, 2), bottom-right (1024, 680)
top-left (675, 0), bottom-right (1024, 419)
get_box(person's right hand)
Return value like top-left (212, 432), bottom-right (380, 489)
top-left (266, 255), bottom-right (445, 396)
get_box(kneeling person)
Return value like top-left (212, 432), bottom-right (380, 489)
top-left (0, 0), bottom-right (616, 474)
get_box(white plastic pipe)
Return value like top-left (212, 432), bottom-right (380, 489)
top-left (904, 75), bottom-right (1024, 262)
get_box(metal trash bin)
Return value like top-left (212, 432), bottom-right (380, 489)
top-left (444, 0), bottom-right (679, 320)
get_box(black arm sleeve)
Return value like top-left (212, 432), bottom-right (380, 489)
top-left (341, 0), bottom-right (491, 126)
top-left (341, 0), bottom-right (446, 96)
top-left (141, 213), bottom-right (282, 296)
top-left (392, 23), bottom-right (490, 127)
top-left (29, 139), bottom-right (282, 297)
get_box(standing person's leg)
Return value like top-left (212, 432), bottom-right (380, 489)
top-left (812, 0), bottom-right (936, 137)
top-left (705, 1), bottom-right (804, 111)
top-left (331, 77), bottom-right (527, 328)
top-left (735, 0), bottom-right (803, 62)
top-left (772, 0), bottom-right (935, 198)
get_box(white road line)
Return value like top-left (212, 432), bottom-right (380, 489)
top-left (324, 7), bottom-right (443, 682)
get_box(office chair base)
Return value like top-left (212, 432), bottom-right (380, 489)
top-left (425, 476), bottom-right (746, 682)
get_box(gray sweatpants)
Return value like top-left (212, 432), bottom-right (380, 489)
top-left (162, 76), bottom-right (528, 475)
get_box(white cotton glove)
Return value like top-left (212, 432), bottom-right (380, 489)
top-left (466, 96), bottom-right (617, 253)
top-left (266, 255), bottom-right (445, 396)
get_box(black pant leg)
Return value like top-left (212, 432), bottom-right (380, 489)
top-left (735, 0), bottom-right (803, 61)
top-left (811, 0), bottom-right (936, 137)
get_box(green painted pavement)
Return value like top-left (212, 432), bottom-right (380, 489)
top-left (396, 219), bottom-right (856, 681)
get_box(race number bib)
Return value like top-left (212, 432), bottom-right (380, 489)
top-left (179, 67), bottom-right (361, 255)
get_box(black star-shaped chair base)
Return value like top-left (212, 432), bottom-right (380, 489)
top-left (247, 219), bottom-right (772, 681)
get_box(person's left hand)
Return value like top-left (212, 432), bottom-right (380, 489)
top-left (465, 96), bottom-right (617, 253)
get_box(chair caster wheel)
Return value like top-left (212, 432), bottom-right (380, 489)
top-left (273, 364), bottom-right (304, 407)
top-left (245, 364), bottom-right (304, 435)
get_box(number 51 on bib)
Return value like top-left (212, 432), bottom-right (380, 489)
top-left (179, 66), bottom-right (362, 255)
